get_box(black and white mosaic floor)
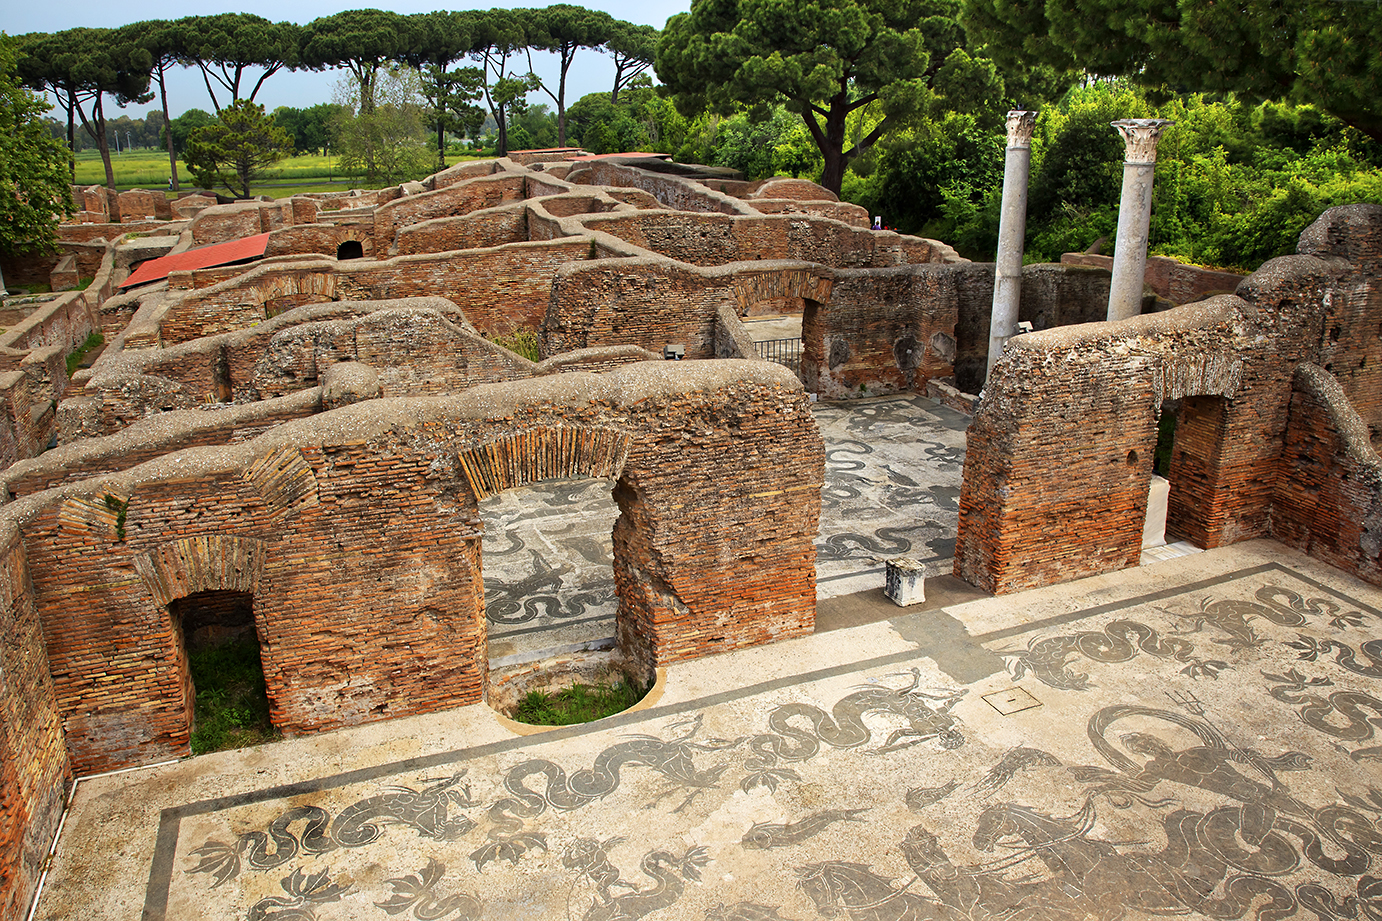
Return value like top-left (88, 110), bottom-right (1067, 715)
top-left (480, 395), bottom-right (969, 663)
top-left (75, 543), bottom-right (1382, 921)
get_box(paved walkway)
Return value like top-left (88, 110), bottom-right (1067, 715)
top-left (35, 538), bottom-right (1382, 921)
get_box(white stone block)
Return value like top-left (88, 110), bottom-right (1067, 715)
top-left (884, 557), bottom-right (926, 606)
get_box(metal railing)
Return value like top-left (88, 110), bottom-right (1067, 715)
top-left (755, 337), bottom-right (802, 373)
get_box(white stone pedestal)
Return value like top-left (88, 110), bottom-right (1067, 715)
top-left (884, 557), bottom-right (926, 606)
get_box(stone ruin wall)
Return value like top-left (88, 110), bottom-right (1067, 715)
top-left (5, 361), bottom-right (820, 777)
top-left (957, 204), bottom-right (1382, 594)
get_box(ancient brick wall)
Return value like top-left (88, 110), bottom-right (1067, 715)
top-left (373, 174), bottom-right (527, 246)
top-left (1164, 256), bottom-right (1340, 549)
top-left (115, 190), bottom-right (172, 222)
top-left (808, 266), bottom-right (959, 398)
top-left (1061, 252), bottom-right (1245, 304)
top-left (0, 527), bottom-right (70, 921)
top-left (1271, 363), bottom-right (1382, 582)
top-left (429, 159), bottom-right (501, 190)
top-left (546, 258), bottom-right (832, 358)
top-left (956, 303), bottom-right (1247, 593)
top-left (264, 224), bottom-right (347, 259)
top-left (580, 211), bottom-right (946, 270)
top-left (191, 202), bottom-right (271, 245)
top-left (1299, 205), bottom-right (1382, 435)
top-left (951, 263), bottom-right (1115, 393)
top-left (56, 221), bottom-right (169, 246)
top-left (157, 239), bottom-right (590, 345)
top-left (579, 161), bottom-right (756, 216)
top-left (7, 392), bottom-right (322, 497)
top-left (955, 206), bottom-right (1382, 594)
top-left (11, 361), bottom-right (819, 776)
top-left (394, 205), bottom-right (531, 255)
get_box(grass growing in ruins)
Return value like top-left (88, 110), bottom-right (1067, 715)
top-left (511, 672), bottom-right (650, 726)
top-left (189, 636), bottom-right (280, 755)
top-left (489, 329), bottom-right (542, 362)
top-left (65, 331), bottom-right (104, 376)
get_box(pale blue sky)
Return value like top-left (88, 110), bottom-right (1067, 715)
top-left (6, 0), bottom-right (691, 119)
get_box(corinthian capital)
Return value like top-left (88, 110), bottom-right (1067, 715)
top-left (1111, 118), bottom-right (1175, 163)
top-left (1005, 110), bottom-right (1037, 149)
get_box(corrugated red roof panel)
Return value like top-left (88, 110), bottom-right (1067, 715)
top-left (119, 232), bottom-right (271, 289)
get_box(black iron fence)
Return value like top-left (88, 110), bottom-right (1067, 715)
top-left (754, 337), bottom-right (802, 374)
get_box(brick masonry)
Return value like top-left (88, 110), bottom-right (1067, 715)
top-left (957, 204), bottom-right (1382, 594)
top-left (3, 361), bottom-right (819, 781)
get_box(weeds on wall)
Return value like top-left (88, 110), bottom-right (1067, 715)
top-left (66, 331), bottom-right (104, 376)
top-left (189, 636), bottom-right (280, 755)
top-left (510, 671), bottom-right (651, 726)
top-left (489, 329), bottom-right (541, 362)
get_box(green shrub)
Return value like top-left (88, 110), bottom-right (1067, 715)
top-left (189, 636), bottom-right (279, 755)
top-left (510, 672), bottom-right (650, 726)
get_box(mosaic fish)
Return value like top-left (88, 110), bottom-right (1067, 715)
top-left (970, 747), bottom-right (1061, 797)
top-left (741, 808), bottom-right (867, 850)
top-left (904, 778), bottom-right (960, 812)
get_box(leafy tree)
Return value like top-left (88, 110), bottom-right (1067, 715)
top-left (0, 33), bottom-right (75, 290)
top-left (419, 64), bottom-right (486, 168)
top-left (606, 23), bottom-right (658, 104)
top-left (271, 103), bottom-right (344, 155)
top-left (162, 108), bottom-right (216, 158)
top-left (122, 20), bottom-right (189, 190)
top-left (300, 10), bottom-right (412, 115)
top-left (176, 14), bottom-right (298, 114)
top-left (507, 102), bottom-right (559, 151)
top-left (405, 11), bottom-right (484, 168)
top-left (18, 27), bottom-right (152, 189)
top-left (961, 0), bottom-right (1382, 145)
top-left (658, 0), bottom-right (961, 193)
top-left (523, 4), bottom-right (615, 147)
top-left (184, 99), bottom-right (292, 199)
top-left (470, 9), bottom-right (539, 157)
top-left (331, 67), bottom-right (433, 186)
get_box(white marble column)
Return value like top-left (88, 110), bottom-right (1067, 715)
top-left (986, 110), bottom-right (1037, 379)
top-left (1107, 118), bottom-right (1174, 321)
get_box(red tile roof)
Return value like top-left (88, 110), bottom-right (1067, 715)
top-left (119, 232), bottom-right (271, 289)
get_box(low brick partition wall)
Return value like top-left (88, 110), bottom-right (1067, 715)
top-left (547, 257), bottom-right (834, 358)
top-left (577, 160), bottom-right (758, 216)
top-left (73, 298), bottom-right (537, 438)
top-left (152, 237), bottom-right (593, 346)
top-left (1060, 251), bottom-right (1245, 304)
top-left (956, 204), bottom-right (1382, 594)
top-left (581, 210), bottom-right (954, 269)
top-left (7, 390), bottom-right (323, 498)
top-left (373, 173), bottom-right (527, 247)
top-left (1273, 363), bottom-right (1382, 582)
top-left (3, 360), bottom-right (819, 781)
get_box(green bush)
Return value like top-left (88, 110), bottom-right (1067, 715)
top-left (511, 671), bottom-right (651, 726)
top-left (188, 636), bottom-right (279, 755)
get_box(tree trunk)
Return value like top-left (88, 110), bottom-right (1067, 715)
top-left (817, 99), bottom-right (850, 195)
top-left (496, 104), bottom-right (509, 156)
top-left (94, 95), bottom-right (116, 190)
top-left (64, 97), bottom-right (76, 182)
top-left (158, 64), bottom-right (180, 192)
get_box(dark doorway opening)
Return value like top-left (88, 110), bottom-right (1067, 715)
top-left (169, 590), bottom-right (277, 754)
top-left (337, 240), bottom-right (364, 260)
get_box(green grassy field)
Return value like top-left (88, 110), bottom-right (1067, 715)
top-left (70, 148), bottom-right (489, 200)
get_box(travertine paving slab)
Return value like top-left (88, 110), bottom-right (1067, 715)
top-left (35, 540), bottom-right (1382, 921)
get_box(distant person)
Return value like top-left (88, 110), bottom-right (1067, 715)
top-left (872, 216), bottom-right (882, 230)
